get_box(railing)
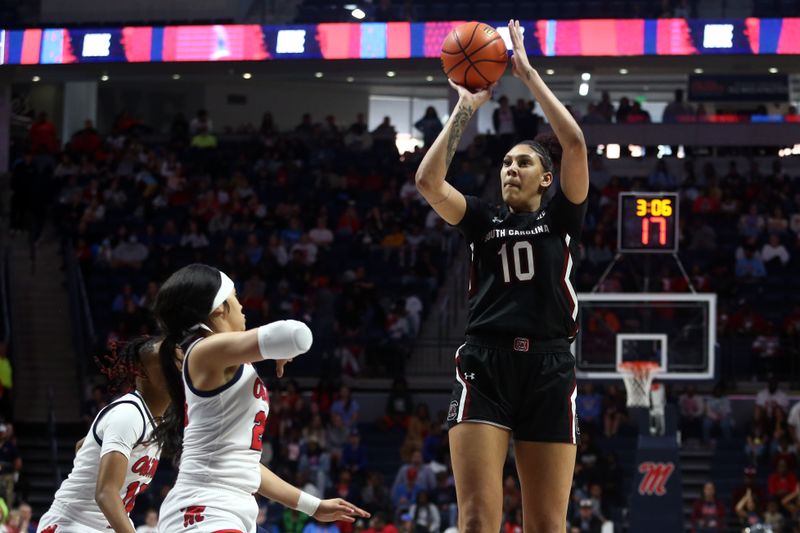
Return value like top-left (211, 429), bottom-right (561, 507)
top-left (62, 239), bottom-right (95, 404)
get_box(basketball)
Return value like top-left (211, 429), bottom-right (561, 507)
top-left (441, 21), bottom-right (508, 90)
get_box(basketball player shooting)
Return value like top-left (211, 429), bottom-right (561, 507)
top-left (415, 20), bottom-right (589, 533)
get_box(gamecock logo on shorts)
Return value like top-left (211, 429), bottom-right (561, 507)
top-left (182, 505), bottom-right (206, 527)
top-left (40, 526), bottom-right (58, 533)
top-left (637, 462), bottom-right (675, 496)
top-left (447, 400), bottom-right (459, 421)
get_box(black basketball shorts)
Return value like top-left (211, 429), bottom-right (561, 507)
top-left (446, 335), bottom-right (579, 444)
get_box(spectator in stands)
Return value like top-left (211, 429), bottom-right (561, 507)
top-left (691, 482), bottom-right (725, 532)
top-left (136, 509), bottom-right (159, 533)
top-left (69, 119), bottom-right (102, 159)
top-left (745, 407), bottom-right (769, 463)
top-left (702, 383), bottom-right (732, 442)
top-left (492, 96), bottom-right (516, 146)
top-left (595, 91), bottom-right (614, 123)
top-left (408, 491), bottom-right (440, 533)
top-left (400, 403), bottom-right (431, 462)
top-left (648, 160), bottom-right (678, 190)
top-left (735, 244), bottom-right (767, 280)
top-left (569, 499), bottom-right (603, 533)
top-left (414, 107), bottom-right (443, 148)
top-left (0, 424), bottom-right (20, 507)
top-left (762, 498), bottom-right (784, 532)
top-left (190, 125), bottom-right (218, 149)
top-left (190, 109), bottom-right (213, 135)
top-left (513, 98), bottom-right (540, 139)
top-left (364, 512), bottom-right (398, 533)
top-left (768, 458), bottom-right (797, 499)
top-left (360, 471), bottom-right (390, 515)
top-left (626, 101), bottom-right (651, 123)
top-left (331, 385), bottom-right (360, 430)
top-left (766, 206), bottom-right (789, 235)
top-left (756, 377), bottom-right (789, 420)
top-left (392, 450), bottom-right (435, 495)
top-left (603, 384), bottom-right (626, 437)
top-left (735, 489), bottom-right (765, 530)
top-left (112, 235), bottom-right (149, 268)
top-left (615, 97), bottom-right (632, 124)
top-left (762, 233), bottom-right (790, 272)
top-left (392, 468), bottom-right (421, 515)
top-left (29, 111), bottom-right (58, 155)
top-left (662, 89), bottom-right (694, 123)
top-left (384, 378), bottom-right (413, 430)
top-left (739, 205), bottom-right (766, 239)
top-left (576, 383), bottom-right (603, 436)
top-left (687, 220), bottom-right (717, 252)
top-left (679, 386), bottom-right (705, 440)
top-left (342, 429), bottom-right (368, 479)
top-left (430, 471), bottom-right (456, 530)
top-left (732, 466), bottom-right (766, 514)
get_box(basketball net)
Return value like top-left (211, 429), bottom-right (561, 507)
top-left (619, 361), bottom-right (659, 408)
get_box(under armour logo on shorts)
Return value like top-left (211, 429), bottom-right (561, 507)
top-left (182, 506), bottom-right (206, 527)
top-left (513, 337), bottom-right (530, 352)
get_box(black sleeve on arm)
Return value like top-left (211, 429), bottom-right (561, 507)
top-left (548, 188), bottom-right (588, 239)
top-left (454, 195), bottom-right (495, 243)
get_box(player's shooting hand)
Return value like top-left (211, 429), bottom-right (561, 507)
top-left (313, 498), bottom-right (370, 523)
top-left (449, 79), bottom-right (496, 109)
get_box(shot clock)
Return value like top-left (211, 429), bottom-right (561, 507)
top-left (617, 192), bottom-right (679, 253)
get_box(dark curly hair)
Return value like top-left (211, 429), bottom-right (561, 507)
top-left (95, 336), bottom-right (159, 396)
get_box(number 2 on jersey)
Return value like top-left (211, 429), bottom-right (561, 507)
top-left (498, 241), bottom-right (535, 283)
top-left (250, 410), bottom-right (267, 451)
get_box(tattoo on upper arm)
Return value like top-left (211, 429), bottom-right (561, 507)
top-left (446, 105), bottom-right (473, 168)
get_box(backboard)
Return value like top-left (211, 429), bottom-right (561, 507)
top-left (574, 293), bottom-right (716, 380)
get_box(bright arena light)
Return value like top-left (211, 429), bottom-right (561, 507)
top-left (578, 82), bottom-right (589, 96)
top-left (606, 144), bottom-right (620, 159)
top-left (351, 8), bottom-right (366, 19)
top-left (315, 72), bottom-right (324, 78)
top-left (581, 72), bottom-right (591, 81)
top-left (242, 72), bottom-right (252, 79)
top-left (100, 74), bottom-right (109, 81)
top-left (32, 75), bottom-right (40, 82)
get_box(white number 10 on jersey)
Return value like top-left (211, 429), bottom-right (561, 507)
top-left (498, 241), bottom-right (535, 282)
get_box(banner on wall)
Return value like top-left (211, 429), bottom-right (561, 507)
top-left (2, 17), bottom-right (800, 65)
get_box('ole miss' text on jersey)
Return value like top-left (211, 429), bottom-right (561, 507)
top-left (457, 188), bottom-right (587, 341)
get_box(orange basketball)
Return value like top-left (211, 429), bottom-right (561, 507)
top-left (441, 21), bottom-right (508, 91)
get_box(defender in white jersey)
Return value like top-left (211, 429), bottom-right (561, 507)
top-left (152, 264), bottom-right (369, 533)
top-left (37, 337), bottom-right (171, 533)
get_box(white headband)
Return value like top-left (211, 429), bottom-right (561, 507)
top-left (188, 271), bottom-right (234, 334)
top-left (211, 271), bottom-right (235, 312)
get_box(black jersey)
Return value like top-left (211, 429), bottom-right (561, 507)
top-left (455, 189), bottom-right (587, 341)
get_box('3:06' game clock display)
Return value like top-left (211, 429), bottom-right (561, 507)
top-left (617, 192), bottom-right (679, 253)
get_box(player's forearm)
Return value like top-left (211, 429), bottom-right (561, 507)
top-left (257, 463), bottom-right (303, 509)
top-left (415, 99), bottom-right (475, 193)
top-left (95, 491), bottom-right (136, 533)
top-left (521, 67), bottom-right (585, 148)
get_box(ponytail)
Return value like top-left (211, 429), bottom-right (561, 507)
top-left (151, 263), bottom-right (226, 462)
top-left (152, 332), bottom-right (186, 461)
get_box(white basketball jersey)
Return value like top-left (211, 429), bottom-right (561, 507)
top-left (49, 391), bottom-right (161, 530)
top-left (175, 338), bottom-right (270, 494)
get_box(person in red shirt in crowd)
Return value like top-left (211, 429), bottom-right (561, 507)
top-left (768, 458), bottom-right (798, 499)
top-left (29, 111), bottom-right (58, 154)
top-left (69, 119), bottom-right (103, 159)
top-left (363, 511), bottom-right (399, 533)
top-left (691, 482), bottom-right (725, 532)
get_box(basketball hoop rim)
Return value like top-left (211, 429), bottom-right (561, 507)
top-left (618, 361), bottom-right (660, 372)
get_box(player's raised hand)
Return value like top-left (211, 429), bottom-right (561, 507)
top-left (508, 19), bottom-right (533, 79)
top-left (313, 498), bottom-right (370, 523)
top-left (449, 79), bottom-right (496, 109)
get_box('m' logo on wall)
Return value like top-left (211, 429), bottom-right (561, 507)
top-left (638, 462), bottom-right (675, 496)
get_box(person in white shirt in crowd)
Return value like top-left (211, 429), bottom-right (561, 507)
top-left (135, 509), bottom-right (158, 533)
top-left (309, 216), bottom-right (334, 248)
top-left (703, 383), bottom-right (732, 442)
top-left (756, 376), bottom-right (790, 421)
top-left (761, 233), bottom-right (790, 270)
